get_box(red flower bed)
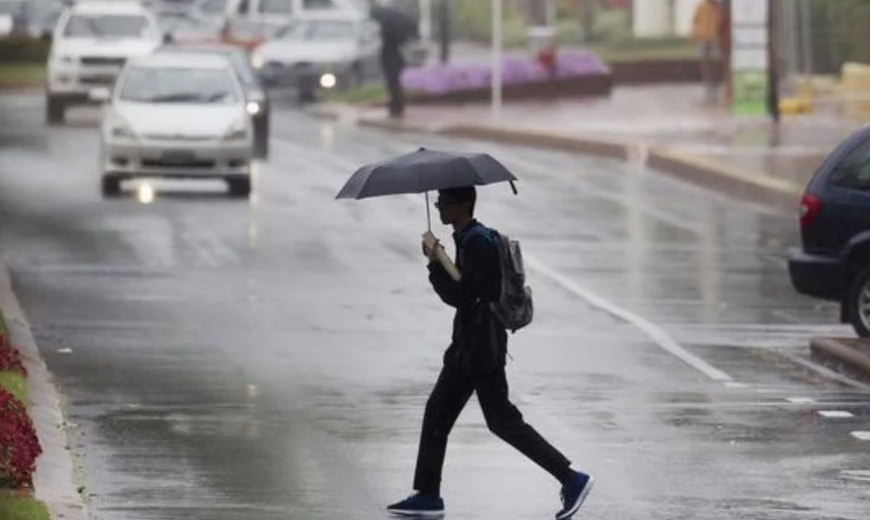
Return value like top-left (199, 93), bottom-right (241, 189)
top-left (0, 334), bottom-right (27, 377)
top-left (0, 387), bottom-right (42, 489)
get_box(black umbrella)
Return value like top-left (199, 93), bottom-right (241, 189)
top-left (335, 147), bottom-right (518, 230)
top-left (369, 4), bottom-right (418, 48)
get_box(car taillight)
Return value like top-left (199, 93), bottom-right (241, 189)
top-left (800, 192), bottom-right (821, 228)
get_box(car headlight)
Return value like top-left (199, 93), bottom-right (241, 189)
top-left (319, 73), bottom-right (336, 89)
top-left (251, 53), bottom-right (264, 69)
top-left (50, 54), bottom-right (75, 65)
top-left (223, 118), bottom-right (248, 141)
top-left (107, 116), bottom-right (136, 140)
top-left (246, 101), bottom-right (260, 115)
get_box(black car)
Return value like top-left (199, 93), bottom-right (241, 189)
top-left (157, 42), bottom-right (271, 159)
top-left (788, 125), bottom-right (870, 337)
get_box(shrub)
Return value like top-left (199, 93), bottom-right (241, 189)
top-left (0, 388), bottom-right (42, 489)
top-left (401, 49), bottom-right (609, 95)
top-left (0, 36), bottom-right (51, 63)
top-left (0, 336), bottom-right (27, 377)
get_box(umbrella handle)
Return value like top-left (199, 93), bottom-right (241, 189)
top-left (425, 191), bottom-right (431, 231)
top-left (509, 180), bottom-right (518, 195)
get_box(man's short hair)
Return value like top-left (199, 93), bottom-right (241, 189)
top-left (438, 186), bottom-right (476, 204)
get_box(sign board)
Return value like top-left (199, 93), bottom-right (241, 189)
top-left (730, 0), bottom-right (769, 116)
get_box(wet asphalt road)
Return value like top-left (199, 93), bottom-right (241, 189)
top-left (1, 93), bottom-right (870, 520)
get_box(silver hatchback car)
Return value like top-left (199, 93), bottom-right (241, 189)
top-left (93, 51), bottom-right (254, 197)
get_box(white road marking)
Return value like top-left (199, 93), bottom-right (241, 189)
top-left (818, 410), bottom-right (855, 418)
top-left (781, 353), bottom-right (870, 390)
top-left (524, 253), bottom-right (732, 381)
top-left (850, 431), bottom-right (870, 440)
top-left (840, 469), bottom-right (870, 481)
top-left (786, 397), bottom-right (816, 404)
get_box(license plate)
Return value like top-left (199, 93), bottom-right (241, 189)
top-left (83, 74), bottom-right (115, 83)
top-left (160, 150), bottom-right (195, 163)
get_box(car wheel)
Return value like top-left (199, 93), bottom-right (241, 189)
top-left (846, 264), bottom-right (870, 337)
top-left (227, 176), bottom-right (251, 198)
top-left (349, 63), bottom-right (364, 88)
top-left (254, 115), bottom-right (269, 159)
top-left (46, 96), bottom-right (65, 125)
top-left (297, 88), bottom-right (316, 104)
top-left (101, 175), bottom-right (121, 197)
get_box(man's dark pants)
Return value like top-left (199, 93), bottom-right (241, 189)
top-left (380, 55), bottom-right (405, 117)
top-left (412, 356), bottom-right (572, 494)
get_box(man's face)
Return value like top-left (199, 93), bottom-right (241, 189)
top-left (434, 195), bottom-right (467, 225)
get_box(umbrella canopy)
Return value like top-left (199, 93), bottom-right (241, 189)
top-left (335, 147), bottom-right (518, 231)
top-left (335, 147), bottom-right (518, 200)
top-left (369, 4), bottom-right (418, 48)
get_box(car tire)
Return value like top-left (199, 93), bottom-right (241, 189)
top-left (254, 115), bottom-right (269, 159)
top-left (46, 96), bottom-right (65, 126)
top-left (101, 175), bottom-right (121, 197)
top-left (349, 63), bottom-right (364, 89)
top-left (227, 176), bottom-right (251, 198)
top-left (846, 264), bottom-right (870, 337)
top-left (297, 88), bottom-right (316, 104)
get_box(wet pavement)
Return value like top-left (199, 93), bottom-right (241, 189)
top-left (349, 84), bottom-right (860, 192)
top-left (1, 92), bottom-right (870, 520)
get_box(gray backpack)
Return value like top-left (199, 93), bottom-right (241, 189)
top-left (488, 229), bottom-right (534, 333)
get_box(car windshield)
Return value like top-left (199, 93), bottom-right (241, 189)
top-left (63, 14), bottom-right (151, 38)
top-left (176, 47), bottom-right (256, 86)
top-left (158, 13), bottom-right (215, 38)
top-left (119, 66), bottom-right (238, 104)
top-left (279, 19), bottom-right (355, 41)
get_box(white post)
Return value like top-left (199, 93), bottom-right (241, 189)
top-left (491, 0), bottom-right (502, 121)
top-left (419, 0), bottom-right (432, 44)
top-left (545, 0), bottom-right (556, 27)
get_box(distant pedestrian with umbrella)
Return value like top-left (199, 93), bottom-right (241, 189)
top-left (368, 0), bottom-right (418, 118)
top-left (335, 148), bottom-right (595, 519)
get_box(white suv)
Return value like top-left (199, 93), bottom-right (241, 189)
top-left (45, 0), bottom-right (163, 125)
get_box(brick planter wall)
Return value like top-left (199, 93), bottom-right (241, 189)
top-left (405, 72), bottom-right (613, 105)
top-left (610, 59), bottom-right (704, 84)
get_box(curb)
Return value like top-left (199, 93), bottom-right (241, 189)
top-left (810, 337), bottom-right (870, 381)
top-left (0, 82), bottom-right (44, 94)
top-left (310, 103), bottom-right (806, 209)
top-left (0, 260), bottom-right (88, 520)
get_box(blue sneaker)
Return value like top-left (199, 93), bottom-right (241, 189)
top-left (387, 493), bottom-right (445, 517)
top-left (556, 470), bottom-right (594, 520)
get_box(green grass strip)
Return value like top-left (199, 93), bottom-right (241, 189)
top-left (0, 491), bottom-right (51, 520)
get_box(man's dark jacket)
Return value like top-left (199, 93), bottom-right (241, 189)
top-left (427, 219), bottom-right (507, 376)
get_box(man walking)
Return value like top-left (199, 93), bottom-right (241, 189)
top-left (387, 186), bottom-right (594, 519)
top-left (369, 2), bottom-right (415, 118)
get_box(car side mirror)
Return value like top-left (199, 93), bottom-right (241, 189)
top-left (89, 87), bottom-right (111, 103)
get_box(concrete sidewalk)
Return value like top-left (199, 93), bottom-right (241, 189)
top-left (311, 84), bottom-right (863, 209)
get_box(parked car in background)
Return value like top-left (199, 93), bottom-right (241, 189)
top-left (251, 13), bottom-right (380, 101)
top-left (158, 41), bottom-right (271, 158)
top-left (45, 0), bottom-right (164, 125)
top-left (788, 125), bottom-right (870, 337)
top-left (157, 10), bottom-right (221, 41)
top-left (193, 0), bottom-right (366, 33)
top-left (93, 51), bottom-right (254, 197)
top-left (0, 0), bottom-right (28, 36)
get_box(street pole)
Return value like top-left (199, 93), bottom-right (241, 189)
top-left (438, 0), bottom-right (450, 64)
top-left (800, 0), bottom-right (813, 75)
top-left (767, 0), bottom-right (781, 123)
top-left (545, 0), bottom-right (556, 27)
top-left (419, 0), bottom-right (431, 46)
top-left (492, 0), bottom-right (502, 120)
